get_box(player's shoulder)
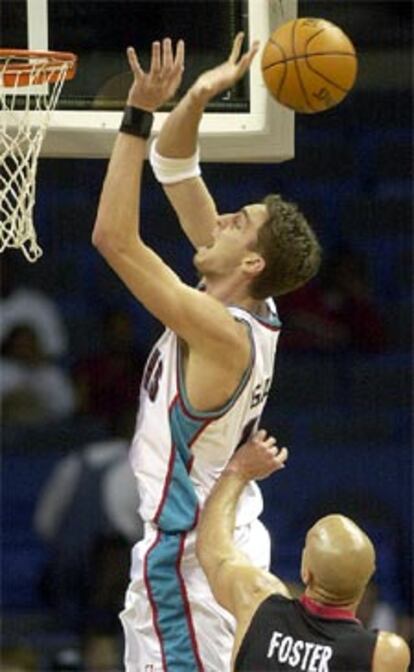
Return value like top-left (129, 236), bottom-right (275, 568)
top-left (228, 298), bottom-right (281, 332)
top-left (372, 630), bottom-right (411, 672)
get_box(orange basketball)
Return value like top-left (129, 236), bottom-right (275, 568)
top-left (261, 18), bottom-right (358, 113)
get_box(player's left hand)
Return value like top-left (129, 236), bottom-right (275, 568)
top-left (228, 429), bottom-right (288, 481)
top-left (126, 38), bottom-right (185, 112)
top-left (191, 32), bottom-right (260, 106)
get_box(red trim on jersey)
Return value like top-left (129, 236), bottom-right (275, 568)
top-left (300, 595), bottom-right (361, 623)
top-left (188, 416), bottom-right (215, 446)
top-left (229, 303), bottom-right (282, 332)
top-left (153, 394), bottom-right (181, 525)
top-left (175, 532), bottom-right (205, 672)
top-left (143, 530), bottom-right (168, 671)
top-left (253, 315), bottom-right (282, 332)
top-left (153, 443), bottom-right (177, 525)
top-left (185, 453), bottom-right (200, 530)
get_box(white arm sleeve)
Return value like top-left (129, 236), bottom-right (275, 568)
top-left (149, 140), bottom-right (201, 185)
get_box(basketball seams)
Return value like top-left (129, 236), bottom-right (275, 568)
top-left (264, 38), bottom-right (288, 99)
top-left (262, 18), bottom-right (357, 113)
top-left (263, 52), bottom-right (356, 68)
top-left (291, 19), bottom-right (315, 112)
top-left (269, 36), bottom-right (287, 55)
top-left (304, 27), bottom-right (326, 50)
top-left (304, 54), bottom-right (357, 93)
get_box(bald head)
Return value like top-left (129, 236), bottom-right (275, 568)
top-left (301, 514), bottom-right (376, 606)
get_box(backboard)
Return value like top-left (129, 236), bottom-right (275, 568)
top-left (2, 0), bottom-right (297, 161)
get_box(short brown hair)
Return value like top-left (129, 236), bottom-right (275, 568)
top-left (249, 194), bottom-right (322, 299)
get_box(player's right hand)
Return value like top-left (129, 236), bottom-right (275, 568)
top-left (126, 38), bottom-right (185, 112)
top-left (191, 32), bottom-right (259, 107)
top-left (228, 429), bottom-right (288, 482)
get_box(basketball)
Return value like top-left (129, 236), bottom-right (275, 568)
top-left (261, 18), bottom-right (358, 114)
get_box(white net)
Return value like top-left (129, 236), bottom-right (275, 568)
top-left (0, 51), bottom-right (75, 262)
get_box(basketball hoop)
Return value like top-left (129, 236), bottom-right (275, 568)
top-left (0, 49), bottom-right (77, 261)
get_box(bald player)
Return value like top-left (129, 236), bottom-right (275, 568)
top-left (197, 431), bottom-right (411, 672)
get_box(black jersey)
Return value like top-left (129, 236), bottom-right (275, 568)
top-left (235, 594), bottom-right (378, 672)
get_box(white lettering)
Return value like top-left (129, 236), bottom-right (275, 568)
top-left (267, 631), bottom-right (333, 671)
top-left (267, 631), bottom-right (282, 658)
top-left (301, 642), bottom-right (315, 670)
top-left (319, 646), bottom-right (333, 672)
top-left (289, 639), bottom-right (304, 667)
top-left (309, 644), bottom-right (323, 671)
top-left (279, 636), bottom-right (294, 663)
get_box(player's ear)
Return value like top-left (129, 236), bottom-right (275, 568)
top-left (242, 252), bottom-right (265, 278)
top-left (300, 548), bottom-right (310, 586)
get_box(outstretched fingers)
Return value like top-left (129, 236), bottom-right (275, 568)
top-left (237, 40), bottom-right (260, 75)
top-left (150, 38), bottom-right (185, 81)
top-left (150, 41), bottom-right (162, 78)
top-left (127, 46), bottom-right (144, 79)
top-left (162, 38), bottom-right (173, 72)
top-left (174, 39), bottom-right (185, 74)
top-left (229, 31), bottom-right (245, 64)
top-left (229, 32), bottom-right (260, 72)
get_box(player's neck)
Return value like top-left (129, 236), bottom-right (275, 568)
top-left (204, 275), bottom-right (262, 313)
top-left (304, 587), bottom-right (358, 616)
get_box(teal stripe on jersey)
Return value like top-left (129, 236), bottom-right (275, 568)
top-left (155, 399), bottom-right (203, 533)
top-left (146, 532), bottom-right (203, 671)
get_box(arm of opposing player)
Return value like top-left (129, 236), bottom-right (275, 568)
top-left (372, 631), bottom-right (411, 672)
top-left (196, 464), bottom-right (290, 657)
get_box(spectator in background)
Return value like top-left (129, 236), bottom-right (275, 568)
top-left (72, 310), bottom-right (144, 428)
top-left (34, 410), bottom-right (141, 671)
top-left (277, 246), bottom-right (387, 353)
top-left (0, 647), bottom-right (38, 672)
top-left (357, 580), bottom-right (398, 632)
top-left (0, 324), bottom-right (76, 424)
top-left (1, 255), bottom-right (68, 358)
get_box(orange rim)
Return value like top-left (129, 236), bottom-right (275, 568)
top-left (0, 49), bottom-right (77, 87)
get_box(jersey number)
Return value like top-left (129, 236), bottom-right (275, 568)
top-left (143, 348), bottom-right (163, 402)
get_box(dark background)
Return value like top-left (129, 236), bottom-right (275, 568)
top-left (1, 0), bottom-right (412, 668)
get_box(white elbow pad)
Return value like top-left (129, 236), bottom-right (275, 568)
top-left (149, 140), bottom-right (201, 184)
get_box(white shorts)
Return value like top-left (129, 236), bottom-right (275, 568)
top-left (119, 519), bottom-right (271, 672)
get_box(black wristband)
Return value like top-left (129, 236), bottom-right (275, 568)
top-left (120, 106), bottom-right (154, 139)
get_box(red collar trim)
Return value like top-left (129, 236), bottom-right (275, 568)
top-left (300, 595), bottom-right (360, 623)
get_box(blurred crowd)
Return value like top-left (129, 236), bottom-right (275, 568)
top-left (1, 242), bottom-right (411, 671)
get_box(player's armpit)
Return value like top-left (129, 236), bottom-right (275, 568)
top-left (97, 236), bottom-right (248, 356)
top-left (163, 177), bottom-right (218, 249)
top-left (372, 631), bottom-right (411, 672)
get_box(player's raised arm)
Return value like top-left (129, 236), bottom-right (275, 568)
top-left (92, 39), bottom-right (249, 364)
top-left (196, 431), bottom-right (290, 660)
top-left (151, 32), bottom-right (260, 249)
top-left (93, 38), bottom-right (184, 255)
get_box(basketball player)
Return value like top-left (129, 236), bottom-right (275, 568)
top-left (93, 35), bottom-right (321, 671)
top-left (197, 431), bottom-right (411, 672)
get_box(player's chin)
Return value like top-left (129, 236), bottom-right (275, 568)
top-left (193, 249), bottom-right (208, 273)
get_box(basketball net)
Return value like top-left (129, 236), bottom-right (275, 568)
top-left (0, 50), bottom-right (76, 262)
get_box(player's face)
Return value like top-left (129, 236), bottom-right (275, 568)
top-left (194, 203), bottom-right (268, 276)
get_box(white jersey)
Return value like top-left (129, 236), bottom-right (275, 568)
top-left (129, 298), bottom-right (281, 534)
top-left (124, 299), bottom-right (281, 671)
